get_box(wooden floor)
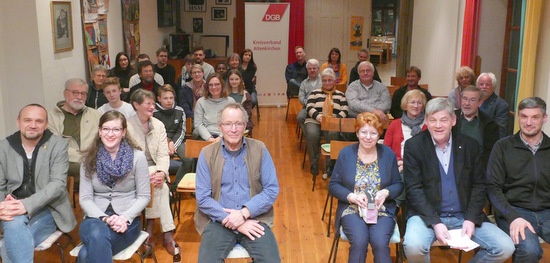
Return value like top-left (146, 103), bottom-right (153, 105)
top-left (31, 101), bottom-right (550, 263)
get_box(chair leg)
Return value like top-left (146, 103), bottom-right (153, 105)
top-left (256, 104), bottom-right (260, 122)
top-left (327, 232), bottom-right (340, 263)
top-left (299, 129), bottom-right (304, 149)
top-left (327, 196), bottom-right (333, 237)
top-left (322, 192), bottom-right (330, 221)
top-left (458, 250), bottom-right (462, 263)
top-left (285, 98), bottom-right (291, 121)
top-left (302, 145), bottom-right (307, 169)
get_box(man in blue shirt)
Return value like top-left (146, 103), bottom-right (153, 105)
top-left (402, 98), bottom-right (514, 262)
top-left (195, 103), bottom-right (280, 262)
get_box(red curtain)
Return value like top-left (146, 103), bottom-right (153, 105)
top-left (461, 0), bottom-right (481, 68)
top-left (284, 0), bottom-right (305, 64)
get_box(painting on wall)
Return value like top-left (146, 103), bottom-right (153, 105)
top-left (211, 7), bottom-right (227, 21)
top-left (193, 18), bottom-right (203, 33)
top-left (51, 1), bottom-right (74, 53)
top-left (122, 0), bottom-right (139, 20)
top-left (215, 0), bottom-right (231, 5)
top-left (350, 16), bottom-right (364, 50)
top-left (185, 0), bottom-right (206, 12)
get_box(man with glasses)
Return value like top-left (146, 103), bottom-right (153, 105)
top-left (195, 103), bottom-right (281, 262)
top-left (402, 98), bottom-right (514, 263)
top-left (49, 78), bottom-right (101, 184)
top-left (452, 85), bottom-right (498, 168)
top-left (154, 47), bottom-right (176, 89)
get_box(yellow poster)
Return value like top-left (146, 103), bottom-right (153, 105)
top-left (350, 16), bottom-right (364, 50)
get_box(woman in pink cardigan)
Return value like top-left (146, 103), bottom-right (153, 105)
top-left (384, 89), bottom-right (427, 172)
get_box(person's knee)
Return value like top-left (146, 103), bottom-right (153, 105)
top-left (403, 235), bottom-right (430, 257)
top-left (2, 214), bottom-right (28, 230)
top-left (514, 238), bottom-right (543, 262)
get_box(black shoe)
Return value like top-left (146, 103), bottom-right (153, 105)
top-left (310, 164), bottom-right (319, 176)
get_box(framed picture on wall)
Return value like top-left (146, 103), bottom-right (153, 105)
top-left (185, 0), bottom-right (206, 12)
top-left (211, 7), bottom-right (227, 21)
top-left (51, 1), bottom-right (74, 53)
top-left (215, 0), bottom-right (231, 5)
top-left (193, 18), bottom-right (203, 33)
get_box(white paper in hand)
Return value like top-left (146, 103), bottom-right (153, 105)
top-left (445, 229), bottom-right (480, 252)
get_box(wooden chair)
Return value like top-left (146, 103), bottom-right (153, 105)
top-left (391, 76), bottom-right (407, 86)
top-left (335, 83), bottom-right (347, 94)
top-left (320, 140), bottom-right (356, 237)
top-left (387, 85), bottom-right (400, 99)
top-left (370, 42), bottom-right (385, 64)
top-left (185, 117), bottom-right (193, 139)
top-left (419, 84), bottom-right (429, 90)
top-left (304, 117), bottom-right (355, 191)
top-left (172, 140), bottom-right (214, 221)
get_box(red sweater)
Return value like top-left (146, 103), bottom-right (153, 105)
top-left (383, 118), bottom-right (427, 160)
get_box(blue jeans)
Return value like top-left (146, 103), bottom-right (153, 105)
top-left (1, 208), bottom-right (56, 263)
top-left (403, 214), bottom-right (514, 263)
top-left (495, 206), bottom-right (550, 262)
top-left (77, 218), bottom-right (141, 263)
top-left (341, 213), bottom-right (395, 263)
top-left (198, 221), bottom-right (280, 262)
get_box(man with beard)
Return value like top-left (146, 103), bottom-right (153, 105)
top-left (488, 97), bottom-right (550, 262)
top-left (128, 54), bottom-right (165, 89)
top-left (154, 47), bottom-right (176, 89)
top-left (0, 104), bottom-right (76, 262)
top-left (452, 85), bottom-right (498, 168)
top-left (193, 47), bottom-right (215, 79)
top-left (49, 78), bottom-right (101, 182)
top-left (128, 60), bottom-right (162, 102)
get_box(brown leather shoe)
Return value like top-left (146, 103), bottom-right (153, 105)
top-left (163, 240), bottom-right (179, 255)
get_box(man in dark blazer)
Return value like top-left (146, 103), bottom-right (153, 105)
top-left (452, 85), bottom-right (499, 168)
top-left (0, 104), bottom-right (77, 262)
top-left (402, 98), bottom-right (513, 263)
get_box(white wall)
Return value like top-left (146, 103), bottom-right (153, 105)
top-left (140, 0), bottom-right (174, 63)
top-left (0, 0), bottom-right (46, 137)
top-left (478, 0), bottom-right (507, 87)
top-left (107, 0), bottom-right (124, 65)
top-left (36, 0), bottom-right (88, 109)
top-left (181, 0), bottom-right (235, 54)
top-left (410, 0), bottom-right (462, 96)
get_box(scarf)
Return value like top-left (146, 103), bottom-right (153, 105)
top-left (401, 111), bottom-right (425, 137)
top-left (321, 88), bottom-right (336, 118)
top-left (96, 140), bottom-right (134, 188)
top-left (329, 63), bottom-right (341, 83)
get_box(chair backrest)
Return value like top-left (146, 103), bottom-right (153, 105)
top-left (330, 140), bottom-right (356, 160)
top-left (185, 118), bottom-right (193, 138)
top-left (391, 76), bottom-right (406, 86)
top-left (387, 85), bottom-right (400, 98)
top-left (185, 139), bottom-right (214, 159)
top-left (370, 42), bottom-right (384, 53)
top-left (335, 83), bottom-right (347, 94)
top-left (383, 114), bottom-right (394, 129)
top-left (147, 183), bottom-right (154, 208)
top-left (67, 176), bottom-right (74, 207)
top-left (321, 117), bottom-right (356, 133)
top-left (419, 84), bottom-right (428, 90)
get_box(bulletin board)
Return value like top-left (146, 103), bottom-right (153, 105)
top-left (82, 0), bottom-right (111, 75)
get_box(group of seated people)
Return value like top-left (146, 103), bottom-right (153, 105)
top-left (0, 45), bottom-right (270, 262)
top-left (287, 45), bottom-right (548, 262)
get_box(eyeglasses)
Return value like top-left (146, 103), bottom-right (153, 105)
top-left (461, 97), bottom-right (478, 104)
top-left (65, 89), bottom-right (87, 97)
top-left (357, 130), bottom-right (379, 138)
top-left (221, 122), bottom-right (245, 130)
top-left (100, 127), bottom-right (124, 135)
